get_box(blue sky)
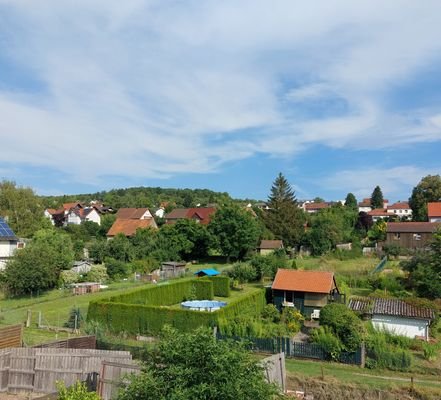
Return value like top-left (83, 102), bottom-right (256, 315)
top-left (0, 1), bottom-right (440, 202)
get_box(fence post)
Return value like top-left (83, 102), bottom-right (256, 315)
top-left (26, 310), bottom-right (32, 328)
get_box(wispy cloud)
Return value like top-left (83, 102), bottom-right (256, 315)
top-left (323, 165), bottom-right (440, 200)
top-left (0, 0), bottom-right (440, 189)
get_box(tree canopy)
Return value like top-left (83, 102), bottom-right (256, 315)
top-left (344, 193), bottom-right (357, 210)
top-left (370, 186), bottom-right (384, 209)
top-left (409, 175), bottom-right (441, 221)
top-left (209, 205), bottom-right (260, 261)
top-left (264, 173), bottom-right (305, 247)
top-left (117, 326), bottom-right (283, 400)
top-left (0, 180), bottom-right (50, 237)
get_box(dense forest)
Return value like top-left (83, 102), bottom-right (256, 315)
top-left (40, 186), bottom-right (256, 210)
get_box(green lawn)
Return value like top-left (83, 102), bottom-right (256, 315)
top-left (0, 280), bottom-right (148, 329)
top-left (284, 358), bottom-right (441, 391)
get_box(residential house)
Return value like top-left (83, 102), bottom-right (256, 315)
top-left (194, 269), bottom-right (220, 277)
top-left (107, 207), bottom-right (158, 239)
top-left (367, 208), bottom-right (392, 223)
top-left (106, 218), bottom-right (157, 238)
top-left (66, 206), bottom-right (101, 225)
top-left (258, 240), bottom-right (284, 255)
top-left (0, 218), bottom-right (19, 270)
top-left (302, 202), bottom-right (330, 213)
top-left (428, 202), bottom-right (441, 222)
top-left (272, 269), bottom-right (344, 318)
top-left (385, 222), bottom-right (440, 250)
top-left (116, 208), bottom-right (154, 220)
top-left (358, 198), bottom-right (389, 213)
top-left (349, 297), bottom-right (435, 340)
top-left (387, 201), bottom-right (412, 219)
top-left (165, 207), bottom-right (216, 225)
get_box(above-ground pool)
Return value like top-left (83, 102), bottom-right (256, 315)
top-left (181, 300), bottom-right (227, 312)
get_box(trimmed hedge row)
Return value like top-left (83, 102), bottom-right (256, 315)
top-left (205, 276), bottom-right (231, 297)
top-left (87, 280), bottom-right (265, 335)
top-left (108, 279), bottom-right (213, 306)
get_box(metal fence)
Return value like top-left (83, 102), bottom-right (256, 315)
top-left (217, 334), bottom-right (365, 366)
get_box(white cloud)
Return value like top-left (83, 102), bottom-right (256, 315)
top-left (323, 166), bottom-right (440, 200)
top-left (0, 0), bottom-right (440, 186)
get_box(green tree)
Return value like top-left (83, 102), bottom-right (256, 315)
top-left (0, 180), bottom-right (50, 237)
top-left (1, 229), bottom-right (74, 296)
top-left (107, 233), bottom-right (134, 262)
top-left (344, 193), bottom-right (357, 210)
top-left (370, 186), bottom-right (384, 209)
top-left (209, 205), bottom-right (260, 261)
top-left (264, 173), bottom-right (305, 247)
top-left (117, 326), bottom-right (282, 400)
top-left (367, 220), bottom-right (387, 243)
top-left (409, 175), bottom-right (441, 221)
top-left (173, 219), bottom-right (212, 260)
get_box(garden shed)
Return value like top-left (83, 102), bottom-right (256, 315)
top-left (272, 269), bottom-right (343, 317)
top-left (349, 297), bottom-right (435, 340)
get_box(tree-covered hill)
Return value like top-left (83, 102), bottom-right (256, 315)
top-left (40, 186), bottom-right (256, 210)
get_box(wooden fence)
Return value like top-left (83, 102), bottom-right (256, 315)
top-left (98, 360), bottom-right (141, 400)
top-left (0, 325), bottom-right (22, 349)
top-left (34, 335), bottom-right (96, 350)
top-left (0, 347), bottom-right (133, 395)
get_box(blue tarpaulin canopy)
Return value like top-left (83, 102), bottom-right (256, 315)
top-left (194, 269), bottom-right (220, 277)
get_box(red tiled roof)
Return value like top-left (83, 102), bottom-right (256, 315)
top-left (387, 222), bottom-right (441, 233)
top-left (305, 202), bottom-right (329, 210)
top-left (46, 208), bottom-right (64, 215)
top-left (107, 218), bottom-right (157, 237)
top-left (428, 202), bottom-right (441, 217)
top-left (116, 208), bottom-right (151, 219)
top-left (272, 269), bottom-right (335, 294)
top-left (259, 240), bottom-right (283, 249)
top-left (165, 207), bottom-right (216, 225)
top-left (388, 202), bottom-right (410, 210)
top-left (368, 209), bottom-right (390, 216)
top-left (63, 202), bottom-right (82, 211)
top-left (348, 297), bottom-right (435, 320)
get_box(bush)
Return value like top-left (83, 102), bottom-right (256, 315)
top-left (280, 307), bottom-right (304, 335)
top-left (310, 326), bottom-right (343, 361)
top-left (86, 265), bottom-right (108, 283)
top-left (319, 303), bottom-right (365, 351)
top-left (262, 304), bottom-right (280, 323)
top-left (227, 262), bottom-right (258, 283)
top-left (59, 270), bottom-right (80, 286)
top-left (57, 381), bottom-right (100, 400)
top-left (105, 257), bottom-right (131, 280)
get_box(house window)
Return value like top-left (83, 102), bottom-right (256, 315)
top-left (413, 234), bottom-right (421, 241)
top-left (285, 291), bottom-right (293, 303)
top-left (393, 233), bottom-right (401, 240)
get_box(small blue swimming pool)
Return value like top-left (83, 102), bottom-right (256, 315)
top-left (181, 300), bottom-right (227, 312)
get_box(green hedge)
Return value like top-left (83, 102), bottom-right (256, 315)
top-left (108, 279), bottom-right (213, 306)
top-left (87, 279), bottom-right (265, 335)
top-left (205, 276), bottom-right (231, 297)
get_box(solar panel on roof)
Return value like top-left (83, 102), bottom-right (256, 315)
top-left (0, 218), bottom-right (16, 238)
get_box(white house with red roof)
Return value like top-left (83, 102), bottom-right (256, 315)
top-left (428, 202), bottom-right (441, 222)
top-left (387, 201), bottom-right (412, 219)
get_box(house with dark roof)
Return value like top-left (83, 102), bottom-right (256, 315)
top-left (116, 208), bottom-right (154, 220)
top-left (428, 202), bottom-right (441, 223)
top-left (385, 222), bottom-right (440, 250)
top-left (0, 218), bottom-right (19, 270)
top-left (258, 240), bottom-right (284, 255)
top-left (348, 297), bottom-right (435, 340)
top-left (272, 269), bottom-right (344, 317)
top-left (165, 207), bottom-right (216, 225)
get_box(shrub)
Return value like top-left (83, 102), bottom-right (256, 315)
top-left (310, 326), bottom-right (343, 361)
top-left (57, 381), bottom-right (100, 400)
top-left (320, 303), bottom-right (365, 351)
top-left (205, 276), bottom-right (231, 297)
top-left (422, 342), bottom-right (439, 361)
top-left (227, 262), bottom-right (258, 283)
top-left (262, 304), bottom-right (280, 323)
top-left (280, 307), bottom-right (304, 335)
top-left (59, 270), bottom-right (80, 287)
top-left (86, 265), bottom-right (109, 283)
top-left (105, 257), bottom-right (131, 280)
